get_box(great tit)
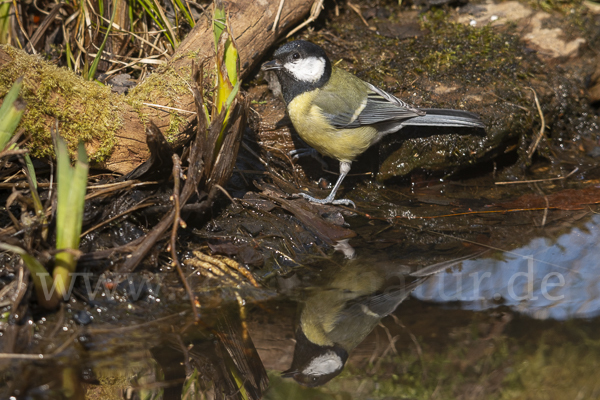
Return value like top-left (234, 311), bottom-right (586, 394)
top-left (262, 40), bottom-right (485, 207)
top-left (281, 260), bottom-right (427, 387)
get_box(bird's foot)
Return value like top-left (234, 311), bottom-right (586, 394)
top-left (288, 148), bottom-right (328, 170)
top-left (294, 192), bottom-right (356, 208)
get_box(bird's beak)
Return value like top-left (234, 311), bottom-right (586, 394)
top-left (281, 368), bottom-right (298, 378)
top-left (262, 59), bottom-right (282, 71)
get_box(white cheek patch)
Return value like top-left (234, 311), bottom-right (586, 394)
top-left (302, 351), bottom-right (343, 376)
top-left (284, 57), bottom-right (326, 83)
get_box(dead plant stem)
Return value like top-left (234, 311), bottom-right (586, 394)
top-left (272, 0), bottom-right (285, 32)
top-left (170, 153), bottom-right (200, 321)
top-left (495, 167), bottom-right (578, 185)
top-left (533, 182), bottom-right (549, 227)
top-left (526, 87), bottom-right (546, 160)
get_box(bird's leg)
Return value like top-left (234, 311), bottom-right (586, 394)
top-left (325, 161), bottom-right (352, 204)
top-left (295, 161), bottom-right (356, 207)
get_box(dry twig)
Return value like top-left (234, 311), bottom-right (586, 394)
top-left (170, 153), bottom-right (200, 321)
top-left (286, 0), bottom-right (324, 38)
top-left (526, 87), bottom-right (546, 160)
top-left (272, 0), bottom-right (286, 32)
top-left (495, 167), bottom-right (578, 185)
top-left (347, 2), bottom-right (370, 27)
top-left (533, 183), bottom-right (550, 227)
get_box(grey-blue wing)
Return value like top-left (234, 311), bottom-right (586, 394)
top-left (332, 278), bottom-right (426, 324)
top-left (325, 83), bottom-right (424, 129)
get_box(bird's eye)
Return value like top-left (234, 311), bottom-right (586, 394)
top-left (292, 52), bottom-right (300, 60)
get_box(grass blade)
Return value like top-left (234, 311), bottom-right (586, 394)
top-left (0, 76), bottom-right (24, 149)
top-left (213, 0), bottom-right (226, 52)
top-left (211, 2), bottom-right (240, 158)
top-left (0, 1), bottom-right (11, 45)
top-left (173, 0), bottom-right (194, 28)
top-left (53, 137), bottom-right (89, 299)
top-left (87, 0), bottom-right (118, 80)
top-left (134, 0), bottom-right (176, 48)
top-left (0, 244), bottom-right (59, 309)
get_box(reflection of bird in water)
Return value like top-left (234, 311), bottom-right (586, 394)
top-left (282, 260), bottom-right (427, 387)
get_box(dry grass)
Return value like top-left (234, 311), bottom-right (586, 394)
top-left (3, 0), bottom-right (211, 81)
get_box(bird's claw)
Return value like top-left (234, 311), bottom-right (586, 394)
top-left (330, 198), bottom-right (356, 207)
top-left (288, 148), bottom-right (328, 169)
top-left (288, 148), bottom-right (312, 159)
top-left (294, 192), bottom-right (356, 208)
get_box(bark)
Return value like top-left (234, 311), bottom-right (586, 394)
top-left (0, 0), bottom-right (313, 174)
top-left (172, 0), bottom-right (311, 78)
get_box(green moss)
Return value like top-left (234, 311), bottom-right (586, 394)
top-left (326, 8), bottom-right (530, 97)
top-left (125, 63), bottom-right (194, 141)
top-left (273, 317), bottom-right (600, 400)
top-left (124, 59), bottom-right (217, 142)
top-left (170, 49), bottom-right (201, 63)
top-left (166, 109), bottom-right (189, 142)
top-left (0, 45), bottom-right (123, 162)
top-left (501, 334), bottom-right (600, 399)
top-left (533, 0), bottom-right (579, 13)
top-left (411, 10), bottom-right (523, 83)
top-left (524, 0), bottom-right (585, 19)
top-left (521, 0), bottom-right (598, 43)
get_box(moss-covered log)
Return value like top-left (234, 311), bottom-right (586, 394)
top-left (0, 0), bottom-right (313, 174)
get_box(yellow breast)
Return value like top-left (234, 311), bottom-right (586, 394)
top-left (287, 91), bottom-right (378, 162)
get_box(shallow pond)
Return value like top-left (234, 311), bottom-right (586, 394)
top-left (4, 173), bottom-right (600, 399)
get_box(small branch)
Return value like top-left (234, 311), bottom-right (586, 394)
top-left (286, 0), bottom-right (324, 38)
top-left (526, 87), bottom-right (546, 160)
top-left (13, 0), bottom-right (34, 54)
top-left (533, 183), bottom-right (549, 228)
top-left (141, 102), bottom-right (197, 115)
top-left (0, 353), bottom-right (45, 360)
top-left (484, 91), bottom-right (530, 112)
top-left (347, 2), bottom-right (370, 27)
top-left (176, 334), bottom-right (193, 375)
top-left (390, 314), bottom-right (427, 379)
top-left (214, 184), bottom-right (235, 203)
top-left (80, 201), bottom-right (153, 237)
top-left (0, 332), bottom-right (79, 360)
top-left (10, 265), bottom-right (27, 323)
top-left (272, 0), bottom-right (285, 32)
top-left (495, 167), bottom-right (578, 185)
top-left (88, 311), bottom-right (186, 334)
top-left (170, 154), bottom-right (201, 321)
top-left (0, 149), bottom-right (28, 158)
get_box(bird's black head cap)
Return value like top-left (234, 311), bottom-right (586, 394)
top-left (262, 40), bottom-right (332, 104)
top-left (281, 327), bottom-right (348, 387)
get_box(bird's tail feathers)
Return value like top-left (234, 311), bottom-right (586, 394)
top-left (404, 108), bottom-right (485, 129)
